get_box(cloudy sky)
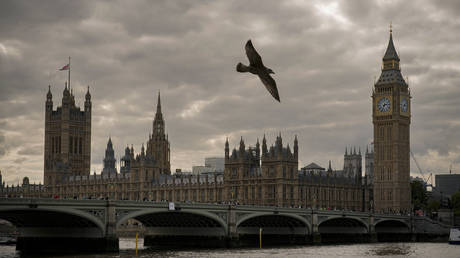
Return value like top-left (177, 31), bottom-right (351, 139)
top-left (1, 0), bottom-right (459, 185)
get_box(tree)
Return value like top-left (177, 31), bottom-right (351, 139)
top-left (426, 200), bottom-right (440, 214)
top-left (411, 180), bottom-right (427, 210)
top-left (452, 191), bottom-right (460, 216)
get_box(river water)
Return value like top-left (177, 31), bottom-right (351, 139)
top-left (0, 238), bottom-right (458, 257)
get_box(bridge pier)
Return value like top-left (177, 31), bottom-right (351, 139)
top-left (104, 201), bottom-right (119, 252)
top-left (226, 206), bottom-right (241, 247)
top-left (311, 211), bottom-right (321, 244)
top-left (368, 214), bottom-right (378, 243)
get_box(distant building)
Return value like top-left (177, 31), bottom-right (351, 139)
top-left (365, 145), bottom-right (374, 185)
top-left (343, 146), bottom-right (363, 185)
top-left (435, 174), bottom-right (460, 197)
top-left (301, 162), bottom-right (325, 175)
top-left (205, 157), bottom-right (225, 172)
top-left (191, 166), bottom-right (210, 175)
top-left (192, 157), bottom-right (225, 175)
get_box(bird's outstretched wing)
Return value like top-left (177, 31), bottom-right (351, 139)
top-left (258, 71), bottom-right (280, 102)
top-left (245, 40), bottom-right (263, 67)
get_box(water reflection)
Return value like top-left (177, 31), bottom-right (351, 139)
top-left (367, 243), bottom-right (413, 256)
top-left (0, 240), bottom-right (457, 258)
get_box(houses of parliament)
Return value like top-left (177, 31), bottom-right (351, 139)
top-left (0, 30), bottom-right (411, 213)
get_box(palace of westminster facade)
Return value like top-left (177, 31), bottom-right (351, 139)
top-left (0, 31), bottom-right (411, 213)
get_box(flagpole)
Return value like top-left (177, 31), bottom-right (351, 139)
top-left (68, 56), bottom-right (71, 92)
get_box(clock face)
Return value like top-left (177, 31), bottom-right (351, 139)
top-left (377, 97), bottom-right (391, 112)
top-left (400, 98), bottom-right (408, 112)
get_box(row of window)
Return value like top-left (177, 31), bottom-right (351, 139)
top-left (51, 136), bottom-right (61, 154)
top-left (377, 166), bottom-right (393, 181)
top-left (50, 136), bottom-right (84, 154)
top-left (57, 188), bottom-right (224, 203)
top-left (378, 126), bottom-right (393, 141)
top-left (299, 187), bottom-right (359, 202)
top-left (155, 189), bottom-right (223, 202)
top-left (227, 185), bottom-right (360, 202)
top-left (376, 145), bottom-right (393, 161)
top-left (230, 166), bottom-right (296, 179)
top-left (69, 136), bottom-right (83, 155)
top-left (380, 189), bottom-right (393, 201)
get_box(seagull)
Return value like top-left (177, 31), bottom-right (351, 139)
top-left (236, 39), bottom-right (280, 102)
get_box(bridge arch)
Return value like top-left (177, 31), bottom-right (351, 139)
top-left (236, 213), bottom-right (310, 236)
top-left (116, 209), bottom-right (228, 235)
top-left (318, 216), bottom-right (368, 234)
top-left (237, 213), bottom-right (310, 230)
top-left (374, 219), bottom-right (410, 233)
top-left (0, 207), bottom-right (106, 236)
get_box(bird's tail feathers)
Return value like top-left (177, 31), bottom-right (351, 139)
top-left (236, 62), bottom-right (250, 73)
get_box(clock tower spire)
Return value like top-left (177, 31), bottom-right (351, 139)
top-left (372, 26), bottom-right (411, 213)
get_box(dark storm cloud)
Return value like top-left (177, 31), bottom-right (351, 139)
top-left (0, 134), bottom-right (6, 157)
top-left (17, 145), bottom-right (42, 156)
top-left (1, 0), bottom-right (460, 184)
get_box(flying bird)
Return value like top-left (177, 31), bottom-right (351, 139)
top-left (236, 40), bottom-right (280, 102)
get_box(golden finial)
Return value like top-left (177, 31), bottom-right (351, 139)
top-left (390, 22), bottom-right (392, 34)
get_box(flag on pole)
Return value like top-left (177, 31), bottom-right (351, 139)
top-left (59, 64), bottom-right (70, 71)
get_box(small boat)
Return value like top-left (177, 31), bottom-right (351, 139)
top-left (449, 228), bottom-right (460, 245)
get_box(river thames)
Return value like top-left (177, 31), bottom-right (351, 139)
top-left (0, 239), bottom-right (458, 257)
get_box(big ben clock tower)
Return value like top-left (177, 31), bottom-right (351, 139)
top-left (372, 26), bottom-right (411, 213)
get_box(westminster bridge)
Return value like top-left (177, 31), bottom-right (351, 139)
top-left (0, 198), bottom-right (450, 252)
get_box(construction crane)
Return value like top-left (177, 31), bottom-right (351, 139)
top-left (410, 150), bottom-right (433, 190)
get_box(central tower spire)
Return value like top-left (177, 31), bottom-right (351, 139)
top-left (147, 90), bottom-right (170, 174)
top-left (155, 90), bottom-right (163, 122)
top-left (157, 90), bottom-right (161, 113)
top-left (153, 90), bottom-right (165, 138)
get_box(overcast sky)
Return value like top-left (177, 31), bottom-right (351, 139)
top-left (1, 0), bottom-right (459, 185)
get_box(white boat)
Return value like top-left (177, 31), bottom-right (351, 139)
top-left (449, 228), bottom-right (460, 245)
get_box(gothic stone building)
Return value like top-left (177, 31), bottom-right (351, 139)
top-left (3, 87), bottom-right (370, 211)
top-left (1, 30), bottom-right (410, 213)
top-left (224, 136), bottom-right (366, 210)
top-left (43, 83), bottom-right (91, 186)
top-left (372, 29), bottom-right (411, 213)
